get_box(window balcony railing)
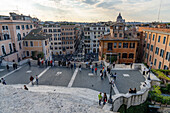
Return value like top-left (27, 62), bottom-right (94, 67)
top-left (1, 50), bottom-right (18, 57)
top-left (0, 38), bottom-right (11, 41)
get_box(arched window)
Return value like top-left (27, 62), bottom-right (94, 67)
top-left (119, 33), bottom-right (122, 37)
top-left (122, 53), bottom-right (127, 58)
top-left (1, 45), bottom-right (6, 55)
top-left (129, 53), bottom-right (134, 59)
top-left (114, 33), bottom-right (117, 37)
top-left (17, 33), bottom-right (21, 41)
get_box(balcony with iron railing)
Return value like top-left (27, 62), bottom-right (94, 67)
top-left (0, 50), bottom-right (18, 58)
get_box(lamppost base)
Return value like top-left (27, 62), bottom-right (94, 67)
top-left (108, 99), bottom-right (112, 104)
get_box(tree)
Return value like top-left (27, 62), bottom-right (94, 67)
top-left (111, 56), bottom-right (117, 63)
top-left (102, 54), bottom-right (105, 59)
top-left (37, 52), bottom-right (44, 59)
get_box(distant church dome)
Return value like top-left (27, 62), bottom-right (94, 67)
top-left (117, 13), bottom-right (122, 20)
top-left (116, 13), bottom-right (125, 23)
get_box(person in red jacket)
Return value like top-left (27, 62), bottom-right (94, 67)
top-left (50, 60), bottom-right (53, 67)
top-left (41, 60), bottom-right (44, 66)
top-left (95, 67), bottom-right (97, 75)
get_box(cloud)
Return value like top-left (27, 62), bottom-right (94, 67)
top-left (78, 0), bottom-right (99, 5)
top-left (126, 0), bottom-right (152, 4)
top-left (0, 0), bottom-right (170, 22)
top-left (96, 1), bottom-right (122, 9)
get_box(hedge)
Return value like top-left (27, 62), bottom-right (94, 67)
top-left (151, 69), bottom-right (170, 81)
top-left (149, 86), bottom-right (170, 105)
top-left (149, 92), bottom-right (170, 105)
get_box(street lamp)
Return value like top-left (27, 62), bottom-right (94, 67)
top-left (148, 62), bottom-right (152, 80)
top-left (110, 52), bottom-right (111, 64)
top-left (108, 78), bottom-right (113, 104)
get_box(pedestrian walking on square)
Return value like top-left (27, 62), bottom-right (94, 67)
top-left (92, 67), bottom-right (94, 73)
top-left (110, 72), bottom-right (114, 78)
top-left (95, 67), bottom-right (97, 75)
top-left (30, 76), bottom-right (34, 86)
top-left (90, 64), bottom-right (93, 70)
top-left (108, 66), bottom-right (111, 74)
top-left (103, 93), bottom-right (107, 105)
top-left (100, 61), bottom-right (102, 68)
top-left (130, 63), bottom-right (133, 69)
top-left (58, 60), bottom-right (61, 66)
top-left (50, 60), bottom-right (53, 67)
top-left (36, 75), bottom-right (38, 85)
top-left (15, 62), bottom-right (18, 69)
top-left (114, 73), bottom-right (117, 80)
top-left (13, 62), bottom-right (15, 70)
top-left (100, 70), bottom-right (103, 80)
top-left (113, 61), bottom-right (115, 68)
top-left (74, 63), bottom-right (76, 69)
top-left (6, 64), bottom-right (9, 71)
top-left (98, 92), bottom-right (102, 105)
top-left (70, 63), bottom-right (73, 69)
top-left (143, 68), bottom-right (146, 75)
top-left (95, 63), bottom-right (98, 67)
top-left (104, 69), bottom-right (106, 78)
top-left (41, 60), bottom-right (44, 66)
top-left (45, 60), bottom-right (48, 67)
top-left (38, 59), bottom-right (40, 67)
top-left (86, 62), bottom-right (88, 68)
top-left (79, 65), bottom-right (81, 72)
top-left (111, 78), bottom-right (114, 87)
top-left (66, 61), bottom-right (68, 68)
top-left (28, 60), bottom-right (31, 67)
top-left (52, 60), bottom-right (55, 67)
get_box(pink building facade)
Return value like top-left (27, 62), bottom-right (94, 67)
top-left (0, 13), bottom-right (35, 63)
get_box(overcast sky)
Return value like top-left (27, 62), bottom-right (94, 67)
top-left (0, 0), bottom-right (169, 22)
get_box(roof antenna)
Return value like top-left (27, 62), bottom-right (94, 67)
top-left (158, 0), bottom-right (162, 22)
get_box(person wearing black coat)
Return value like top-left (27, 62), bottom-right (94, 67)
top-left (103, 93), bottom-right (107, 105)
top-left (6, 64), bottom-right (9, 71)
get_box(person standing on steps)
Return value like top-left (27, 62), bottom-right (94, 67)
top-left (30, 76), bottom-right (34, 86)
top-left (24, 85), bottom-right (28, 90)
top-left (98, 92), bottom-right (102, 106)
top-left (36, 75), bottom-right (38, 85)
top-left (103, 93), bottom-right (107, 105)
top-left (1, 78), bottom-right (6, 85)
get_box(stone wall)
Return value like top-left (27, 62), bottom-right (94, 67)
top-left (104, 63), bottom-right (161, 112)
